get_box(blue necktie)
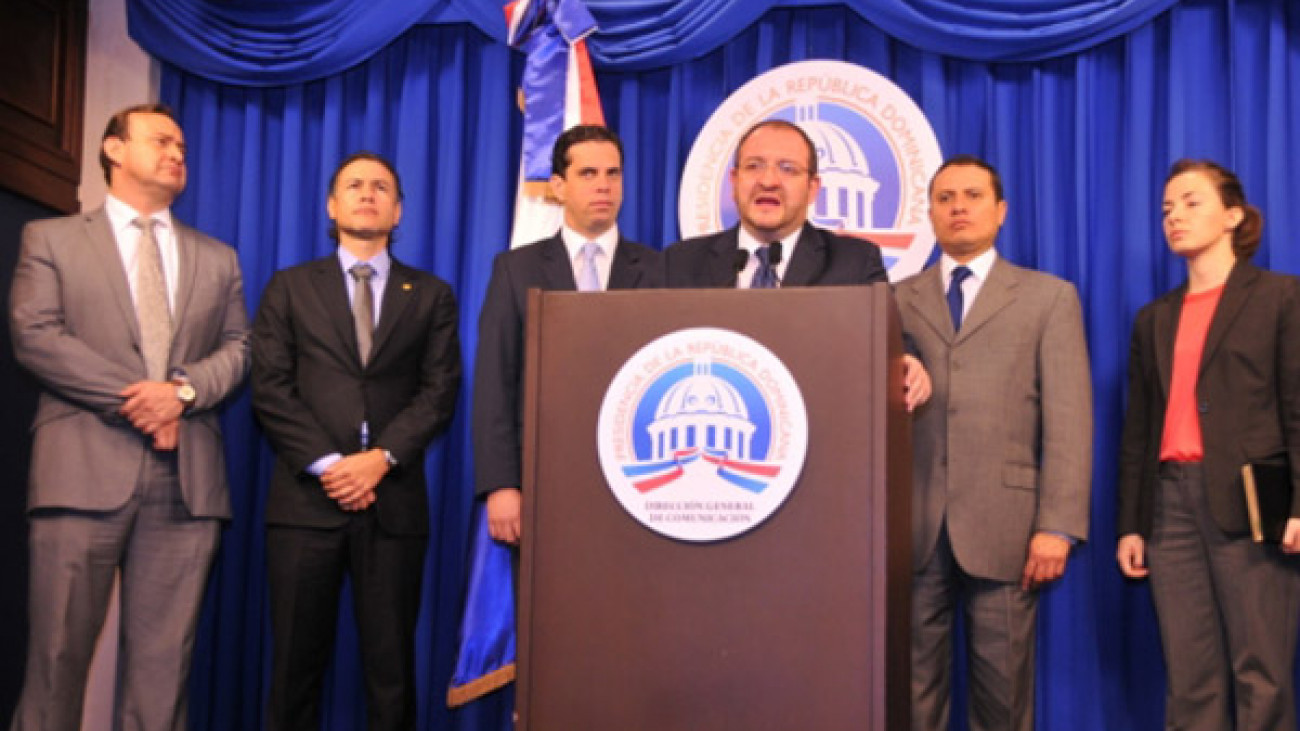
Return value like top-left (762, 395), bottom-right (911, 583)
top-left (947, 265), bottom-right (972, 331)
top-left (577, 242), bottom-right (602, 292)
top-left (750, 246), bottom-right (779, 289)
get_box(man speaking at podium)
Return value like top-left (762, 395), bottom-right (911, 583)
top-left (663, 119), bottom-right (929, 411)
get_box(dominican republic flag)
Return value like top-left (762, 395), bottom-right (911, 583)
top-left (447, 503), bottom-right (518, 707)
top-left (447, 0), bottom-right (606, 708)
top-left (506, 0), bottom-right (606, 248)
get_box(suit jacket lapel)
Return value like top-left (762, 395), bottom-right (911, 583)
top-left (954, 257), bottom-right (1017, 344)
top-left (85, 209), bottom-right (140, 346)
top-left (708, 229), bottom-right (743, 287)
top-left (781, 224), bottom-right (825, 287)
top-left (169, 223), bottom-right (199, 355)
top-left (608, 236), bottom-right (647, 290)
top-left (370, 259), bottom-right (417, 362)
top-left (906, 266), bottom-right (954, 341)
top-left (539, 234), bottom-right (578, 291)
top-left (1152, 288), bottom-right (1183, 398)
top-left (1200, 261), bottom-right (1257, 373)
top-left (311, 257), bottom-right (362, 369)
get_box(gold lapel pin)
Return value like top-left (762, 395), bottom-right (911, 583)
top-left (402, 282), bottom-right (413, 291)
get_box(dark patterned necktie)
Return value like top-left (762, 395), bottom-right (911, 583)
top-left (750, 245), bottom-right (779, 289)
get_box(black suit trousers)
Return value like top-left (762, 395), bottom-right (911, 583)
top-left (265, 510), bottom-right (426, 731)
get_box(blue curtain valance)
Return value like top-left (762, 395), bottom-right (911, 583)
top-left (129, 0), bottom-right (1182, 85)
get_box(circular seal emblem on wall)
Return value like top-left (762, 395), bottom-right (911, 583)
top-left (678, 59), bottom-right (942, 281)
top-left (596, 328), bottom-right (809, 542)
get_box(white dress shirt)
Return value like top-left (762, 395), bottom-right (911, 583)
top-left (560, 223), bottom-right (618, 291)
top-left (104, 193), bottom-right (180, 312)
top-left (940, 246), bottom-right (998, 321)
top-left (736, 225), bottom-right (801, 288)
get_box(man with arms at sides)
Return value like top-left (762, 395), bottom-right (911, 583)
top-left (896, 155), bottom-right (1092, 731)
top-left (474, 124), bottom-right (661, 547)
top-left (663, 119), bottom-right (930, 410)
top-left (251, 152), bottom-right (461, 730)
top-left (8, 103), bottom-right (250, 730)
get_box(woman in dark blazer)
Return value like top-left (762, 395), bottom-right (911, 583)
top-left (1117, 159), bottom-right (1300, 731)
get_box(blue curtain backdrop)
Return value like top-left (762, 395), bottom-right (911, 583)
top-left (125, 1), bottom-right (1300, 729)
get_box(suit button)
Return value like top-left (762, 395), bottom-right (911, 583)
top-left (1198, 401), bottom-right (1208, 413)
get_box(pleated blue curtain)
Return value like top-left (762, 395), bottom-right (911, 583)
top-left (162, 23), bottom-right (520, 731)
top-left (133, 1), bottom-right (1300, 729)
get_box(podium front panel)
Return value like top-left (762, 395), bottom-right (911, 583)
top-left (517, 286), bottom-right (909, 730)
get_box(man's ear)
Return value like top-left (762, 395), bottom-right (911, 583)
top-left (549, 173), bottom-right (566, 204)
top-left (103, 137), bottom-right (126, 173)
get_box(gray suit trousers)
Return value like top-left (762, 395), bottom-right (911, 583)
top-left (1147, 461), bottom-right (1300, 731)
top-left (912, 525), bottom-right (1038, 731)
top-left (9, 453), bottom-right (220, 731)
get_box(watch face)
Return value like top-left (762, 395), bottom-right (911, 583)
top-left (177, 383), bottom-right (197, 404)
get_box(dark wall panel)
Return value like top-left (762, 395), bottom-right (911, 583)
top-left (0, 187), bottom-right (57, 722)
top-left (0, 0), bottom-right (87, 213)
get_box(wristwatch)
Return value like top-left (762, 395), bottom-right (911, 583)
top-left (174, 380), bottom-right (197, 410)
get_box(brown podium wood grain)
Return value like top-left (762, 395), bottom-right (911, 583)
top-left (517, 286), bottom-right (911, 731)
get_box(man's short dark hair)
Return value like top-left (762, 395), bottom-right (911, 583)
top-left (327, 151), bottom-right (403, 241)
top-left (732, 119), bottom-right (819, 178)
top-left (550, 125), bottom-right (624, 177)
top-left (929, 154), bottom-right (1004, 202)
top-left (328, 151), bottom-right (404, 201)
top-left (100, 103), bottom-right (178, 184)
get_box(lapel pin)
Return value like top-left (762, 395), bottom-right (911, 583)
top-left (402, 282), bottom-right (413, 291)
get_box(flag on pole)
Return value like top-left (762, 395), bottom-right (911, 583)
top-left (446, 504), bottom-right (518, 706)
top-left (447, 0), bottom-right (607, 707)
top-left (505, 0), bottom-right (606, 248)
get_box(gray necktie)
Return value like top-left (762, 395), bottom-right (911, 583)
top-left (350, 263), bottom-right (375, 365)
top-left (134, 217), bottom-right (172, 381)
top-left (577, 242), bottom-right (603, 292)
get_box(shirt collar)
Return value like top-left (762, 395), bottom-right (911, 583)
top-left (941, 246), bottom-right (997, 285)
top-left (104, 193), bottom-right (174, 237)
top-left (737, 224), bottom-right (802, 256)
top-left (337, 245), bottom-right (392, 280)
top-left (560, 223), bottom-right (619, 260)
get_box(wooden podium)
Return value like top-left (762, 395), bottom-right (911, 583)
top-left (516, 286), bottom-right (911, 730)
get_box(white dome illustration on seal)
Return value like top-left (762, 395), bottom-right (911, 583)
top-left (794, 105), bottom-right (882, 230)
top-left (647, 358), bottom-right (757, 461)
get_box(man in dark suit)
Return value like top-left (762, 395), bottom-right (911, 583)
top-left (474, 124), bottom-right (660, 545)
top-left (664, 119), bottom-right (930, 410)
top-left (251, 152), bottom-right (461, 730)
top-left (8, 104), bottom-right (249, 730)
top-left (895, 156), bottom-right (1092, 731)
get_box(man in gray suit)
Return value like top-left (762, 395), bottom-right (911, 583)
top-left (8, 104), bottom-right (250, 730)
top-left (895, 155), bottom-right (1092, 731)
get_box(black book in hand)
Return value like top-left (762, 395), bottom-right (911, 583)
top-left (1241, 461), bottom-right (1293, 543)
